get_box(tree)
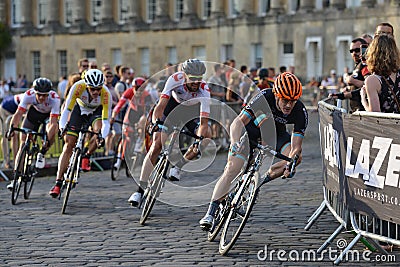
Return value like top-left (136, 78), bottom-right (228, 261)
top-left (0, 22), bottom-right (12, 57)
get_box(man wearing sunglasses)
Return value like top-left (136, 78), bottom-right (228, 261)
top-left (49, 69), bottom-right (112, 198)
top-left (6, 78), bottom-right (60, 190)
top-left (128, 59), bottom-right (212, 207)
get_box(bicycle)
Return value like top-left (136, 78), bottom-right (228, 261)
top-left (9, 125), bottom-right (48, 205)
top-left (111, 120), bottom-right (141, 181)
top-left (139, 126), bottom-right (203, 225)
top-left (59, 123), bottom-right (101, 214)
top-left (213, 140), bottom-right (298, 255)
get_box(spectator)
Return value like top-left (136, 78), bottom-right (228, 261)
top-left (77, 58), bottom-right (89, 75)
top-left (89, 61), bottom-right (98, 69)
top-left (57, 76), bottom-right (68, 102)
top-left (362, 33), bottom-right (373, 44)
top-left (240, 65), bottom-right (248, 76)
top-left (20, 75), bottom-right (28, 88)
top-left (208, 64), bottom-right (226, 102)
top-left (61, 72), bottom-right (81, 110)
top-left (7, 77), bottom-right (15, 92)
top-left (112, 64), bottom-right (122, 86)
top-left (249, 67), bottom-right (258, 81)
top-left (279, 66), bottom-right (287, 74)
top-left (0, 79), bottom-right (10, 99)
top-left (375, 22), bottom-right (394, 37)
top-left (361, 34), bottom-right (400, 113)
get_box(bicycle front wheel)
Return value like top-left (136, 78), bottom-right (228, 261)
top-left (219, 173), bottom-right (260, 255)
top-left (208, 196), bottom-right (232, 242)
top-left (24, 149), bottom-right (38, 199)
top-left (139, 156), bottom-right (168, 225)
top-left (111, 137), bottom-right (123, 181)
top-left (11, 144), bottom-right (28, 205)
top-left (62, 149), bottom-right (80, 214)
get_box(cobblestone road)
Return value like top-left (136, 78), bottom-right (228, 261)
top-left (1, 112), bottom-right (399, 266)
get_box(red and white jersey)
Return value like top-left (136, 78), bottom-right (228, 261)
top-left (161, 72), bottom-right (211, 117)
top-left (18, 88), bottom-right (60, 117)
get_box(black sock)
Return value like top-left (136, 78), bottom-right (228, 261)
top-left (207, 200), bottom-right (220, 217)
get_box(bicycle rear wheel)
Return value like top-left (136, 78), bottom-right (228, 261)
top-left (11, 145), bottom-right (28, 205)
top-left (139, 156), bottom-right (168, 225)
top-left (111, 137), bottom-right (123, 181)
top-left (219, 173), bottom-right (260, 255)
top-left (62, 149), bottom-right (80, 214)
top-left (24, 149), bottom-right (38, 199)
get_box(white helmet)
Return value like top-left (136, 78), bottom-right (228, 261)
top-left (84, 69), bottom-right (104, 87)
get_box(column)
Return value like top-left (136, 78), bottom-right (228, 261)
top-left (153, 0), bottom-right (170, 25)
top-left (20, 2), bottom-right (33, 27)
top-left (182, 0), bottom-right (199, 24)
top-left (0, 1), bottom-right (6, 24)
top-left (70, 0), bottom-right (90, 32)
top-left (237, 1), bottom-right (254, 17)
top-left (299, 0), bottom-right (315, 12)
top-left (47, 0), bottom-right (60, 27)
top-left (270, 0), bottom-right (284, 14)
top-left (211, 0), bottom-right (224, 19)
top-left (100, 0), bottom-right (114, 23)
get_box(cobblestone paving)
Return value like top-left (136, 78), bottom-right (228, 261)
top-left (1, 112), bottom-right (399, 266)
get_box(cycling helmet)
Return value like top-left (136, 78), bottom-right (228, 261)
top-left (84, 69), bottom-right (104, 87)
top-left (132, 77), bottom-right (146, 88)
top-left (181, 58), bottom-right (206, 76)
top-left (33, 77), bottom-right (53, 93)
top-left (258, 68), bottom-right (269, 80)
top-left (273, 72), bottom-right (303, 100)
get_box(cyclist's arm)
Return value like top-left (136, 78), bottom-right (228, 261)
top-left (152, 96), bottom-right (169, 123)
top-left (289, 134), bottom-right (303, 163)
top-left (112, 88), bottom-right (133, 118)
top-left (59, 83), bottom-right (80, 130)
top-left (100, 88), bottom-right (112, 137)
top-left (197, 116), bottom-right (209, 138)
top-left (9, 108), bottom-right (24, 129)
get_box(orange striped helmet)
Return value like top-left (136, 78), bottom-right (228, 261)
top-left (273, 72), bottom-right (302, 100)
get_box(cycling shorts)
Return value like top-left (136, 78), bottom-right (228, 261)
top-left (22, 106), bottom-right (50, 132)
top-left (67, 105), bottom-right (102, 137)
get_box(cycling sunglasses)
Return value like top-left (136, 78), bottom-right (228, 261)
top-left (187, 75), bottom-right (203, 82)
top-left (88, 86), bottom-right (102, 92)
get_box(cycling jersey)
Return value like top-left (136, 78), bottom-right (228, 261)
top-left (60, 79), bottom-right (112, 137)
top-left (18, 89), bottom-right (60, 117)
top-left (1, 93), bottom-right (24, 114)
top-left (160, 71), bottom-right (211, 118)
top-left (242, 88), bottom-right (308, 139)
top-left (113, 87), bottom-right (152, 115)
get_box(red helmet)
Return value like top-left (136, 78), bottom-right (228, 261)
top-left (132, 77), bottom-right (146, 88)
top-left (273, 72), bottom-right (302, 100)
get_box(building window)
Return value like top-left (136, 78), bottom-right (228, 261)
top-left (174, 0), bottom-right (184, 21)
top-left (228, 0), bottom-right (240, 18)
top-left (58, 50), bottom-right (68, 77)
top-left (85, 49), bottom-right (96, 63)
top-left (346, 0), bottom-right (362, 7)
top-left (201, 0), bottom-right (212, 19)
top-left (112, 48), bottom-right (122, 66)
top-left (119, 0), bottom-right (131, 23)
top-left (140, 48), bottom-right (150, 76)
top-left (283, 43), bottom-right (294, 54)
top-left (258, 0), bottom-right (270, 16)
top-left (11, 0), bottom-right (21, 27)
top-left (287, 0), bottom-right (299, 14)
top-left (146, 0), bottom-right (156, 23)
top-left (91, 0), bottom-right (102, 25)
top-left (32, 51), bottom-right (41, 79)
top-left (38, 0), bottom-right (48, 26)
top-left (193, 46), bottom-right (206, 60)
top-left (251, 43), bottom-right (263, 69)
top-left (64, 0), bottom-right (73, 26)
top-left (167, 47), bottom-right (177, 65)
top-left (220, 44), bottom-right (233, 62)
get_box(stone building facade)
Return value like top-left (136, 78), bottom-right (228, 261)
top-left (0, 0), bottom-right (399, 83)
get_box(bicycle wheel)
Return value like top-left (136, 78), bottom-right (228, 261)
top-left (62, 149), bottom-right (80, 214)
top-left (208, 196), bottom-right (232, 242)
top-left (24, 149), bottom-right (38, 199)
top-left (11, 144), bottom-right (28, 205)
top-left (111, 137), bottom-right (123, 181)
top-left (139, 156), bottom-right (168, 225)
top-left (219, 173), bottom-right (260, 255)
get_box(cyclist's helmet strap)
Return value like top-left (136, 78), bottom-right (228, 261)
top-left (33, 77), bottom-right (53, 93)
top-left (181, 58), bottom-right (206, 76)
top-left (273, 72), bottom-right (302, 100)
top-left (84, 69), bottom-right (105, 87)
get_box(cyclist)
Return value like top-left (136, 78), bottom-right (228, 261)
top-left (110, 77), bottom-right (152, 169)
top-left (128, 58), bottom-right (212, 206)
top-left (48, 69), bottom-right (112, 198)
top-left (6, 78), bottom-right (60, 190)
top-left (199, 72), bottom-right (308, 230)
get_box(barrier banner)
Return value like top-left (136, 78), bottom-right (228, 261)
top-left (343, 114), bottom-right (400, 224)
top-left (318, 104), bottom-right (344, 198)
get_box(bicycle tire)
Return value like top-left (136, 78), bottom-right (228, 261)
top-left (139, 156), bottom-right (168, 225)
top-left (219, 173), bottom-right (260, 255)
top-left (11, 144), bottom-right (28, 205)
top-left (111, 136), bottom-right (123, 181)
top-left (62, 148), bottom-right (80, 214)
top-left (24, 148), bottom-right (38, 199)
top-left (125, 158), bottom-right (133, 178)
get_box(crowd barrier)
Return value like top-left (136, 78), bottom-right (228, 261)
top-left (305, 98), bottom-right (400, 264)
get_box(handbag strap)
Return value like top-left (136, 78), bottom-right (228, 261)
top-left (382, 74), bottom-right (400, 112)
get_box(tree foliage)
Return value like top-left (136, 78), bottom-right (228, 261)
top-left (0, 23), bottom-right (12, 53)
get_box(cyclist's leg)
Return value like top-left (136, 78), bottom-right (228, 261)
top-left (44, 116), bottom-right (58, 151)
top-left (266, 131), bottom-right (292, 179)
